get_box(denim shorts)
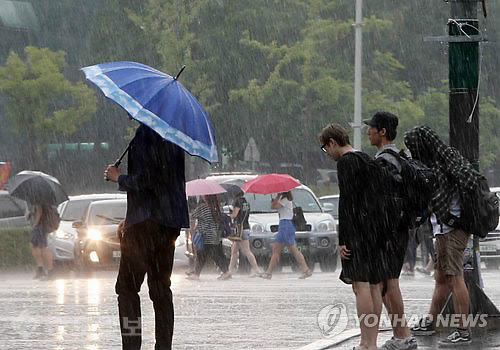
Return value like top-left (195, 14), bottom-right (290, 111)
top-left (241, 229), bottom-right (250, 241)
top-left (31, 226), bottom-right (48, 248)
top-left (274, 219), bottom-right (296, 245)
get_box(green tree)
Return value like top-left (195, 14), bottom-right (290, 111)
top-left (0, 46), bottom-right (97, 168)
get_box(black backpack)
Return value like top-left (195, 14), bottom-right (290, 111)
top-left (456, 175), bottom-right (499, 238)
top-left (41, 205), bottom-right (61, 234)
top-left (380, 149), bottom-right (436, 228)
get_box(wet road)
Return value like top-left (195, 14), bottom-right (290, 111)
top-left (1, 268), bottom-right (499, 350)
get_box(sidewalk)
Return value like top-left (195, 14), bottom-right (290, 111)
top-left (300, 326), bottom-right (500, 350)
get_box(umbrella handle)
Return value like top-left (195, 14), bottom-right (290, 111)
top-left (105, 144), bottom-right (131, 182)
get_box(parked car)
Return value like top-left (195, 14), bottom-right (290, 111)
top-left (73, 199), bottom-right (126, 271)
top-left (48, 193), bottom-right (126, 267)
top-left (186, 173), bottom-right (339, 273)
top-left (319, 194), bottom-right (339, 219)
top-left (0, 190), bottom-right (29, 228)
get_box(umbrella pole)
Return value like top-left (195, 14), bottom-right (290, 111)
top-left (105, 144), bottom-right (130, 182)
top-left (113, 143), bottom-right (131, 167)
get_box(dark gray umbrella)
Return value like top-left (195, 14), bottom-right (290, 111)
top-left (220, 183), bottom-right (244, 200)
top-left (7, 171), bottom-right (68, 205)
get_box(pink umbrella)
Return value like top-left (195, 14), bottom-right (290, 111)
top-left (242, 173), bottom-right (301, 195)
top-left (186, 179), bottom-right (227, 196)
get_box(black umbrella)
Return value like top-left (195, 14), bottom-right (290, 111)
top-left (7, 171), bottom-right (68, 206)
top-left (220, 183), bottom-right (244, 199)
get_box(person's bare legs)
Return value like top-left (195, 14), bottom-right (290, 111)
top-left (31, 245), bottom-right (43, 267)
top-left (239, 240), bottom-right (263, 274)
top-left (450, 275), bottom-right (469, 329)
top-left (288, 245), bottom-right (309, 272)
top-left (265, 243), bottom-right (282, 274)
top-left (228, 241), bottom-right (241, 274)
top-left (353, 281), bottom-right (382, 350)
top-left (427, 269), bottom-right (452, 321)
top-left (41, 247), bottom-right (53, 272)
top-left (382, 278), bottom-right (409, 338)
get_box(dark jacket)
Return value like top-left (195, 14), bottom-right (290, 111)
top-left (118, 125), bottom-right (189, 229)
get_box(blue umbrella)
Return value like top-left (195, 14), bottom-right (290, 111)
top-left (81, 61), bottom-right (218, 163)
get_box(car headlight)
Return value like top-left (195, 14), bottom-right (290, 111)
top-left (87, 229), bottom-right (102, 241)
top-left (250, 222), bottom-right (265, 234)
top-left (316, 219), bottom-right (335, 232)
top-left (51, 229), bottom-right (74, 240)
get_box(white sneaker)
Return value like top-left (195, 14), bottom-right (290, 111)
top-left (380, 336), bottom-right (418, 350)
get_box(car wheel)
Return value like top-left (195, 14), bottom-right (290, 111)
top-left (319, 253), bottom-right (338, 272)
top-left (485, 260), bottom-right (500, 270)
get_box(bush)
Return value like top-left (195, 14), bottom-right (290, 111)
top-left (0, 227), bottom-right (34, 267)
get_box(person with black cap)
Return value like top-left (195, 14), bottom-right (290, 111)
top-left (364, 112), bottom-right (418, 350)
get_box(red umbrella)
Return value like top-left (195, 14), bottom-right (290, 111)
top-left (186, 179), bottom-right (227, 196)
top-left (242, 174), bottom-right (301, 195)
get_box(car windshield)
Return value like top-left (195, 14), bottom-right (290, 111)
top-left (319, 198), bottom-right (339, 216)
top-left (88, 202), bottom-right (127, 226)
top-left (245, 188), bottom-right (321, 213)
top-left (60, 199), bottom-right (94, 221)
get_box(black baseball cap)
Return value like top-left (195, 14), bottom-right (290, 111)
top-left (363, 111), bottom-right (399, 130)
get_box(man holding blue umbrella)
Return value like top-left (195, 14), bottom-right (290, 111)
top-left (85, 61), bottom-right (218, 350)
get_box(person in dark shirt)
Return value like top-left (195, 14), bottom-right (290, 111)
top-left (319, 123), bottom-right (388, 350)
top-left (227, 193), bottom-right (264, 277)
top-left (105, 124), bottom-right (189, 350)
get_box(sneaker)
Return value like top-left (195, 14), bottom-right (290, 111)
top-left (40, 269), bottom-right (55, 281)
top-left (298, 269), bottom-right (313, 279)
top-left (217, 272), bottom-right (232, 280)
top-left (438, 329), bottom-right (471, 347)
top-left (411, 318), bottom-right (435, 336)
top-left (185, 274), bottom-right (199, 281)
top-left (33, 266), bottom-right (45, 279)
top-left (380, 336), bottom-right (418, 349)
top-left (259, 273), bottom-right (272, 280)
top-left (416, 266), bottom-right (431, 276)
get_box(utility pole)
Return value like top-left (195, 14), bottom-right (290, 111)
top-left (426, 0), bottom-right (500, 324)
top-left (353, 0), bottom-right (362, 150)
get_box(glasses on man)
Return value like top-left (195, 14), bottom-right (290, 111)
top-left (321, 143), bottom-right (328, 153)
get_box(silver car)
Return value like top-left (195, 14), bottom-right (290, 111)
top-left (0, 190), bottom-right (29, 228)
top-left (47, 193), bottom-right (126, 266)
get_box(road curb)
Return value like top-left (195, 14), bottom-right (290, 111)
top-left (297, 328), bottom-right (392, 350)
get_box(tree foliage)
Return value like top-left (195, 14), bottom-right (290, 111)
top-left (0, 46), bottom-right (96, 167)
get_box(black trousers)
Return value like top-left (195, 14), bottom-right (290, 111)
top-left (115, 220), bottom-right (180, 350)
top-left (194, 243), bottom-right (228, 275)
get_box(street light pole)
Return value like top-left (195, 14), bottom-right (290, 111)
top-left (353, 0), bottom-right (362, 150)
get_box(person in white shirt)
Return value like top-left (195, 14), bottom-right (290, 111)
top-left (259, 191), bottom-right (312, 279)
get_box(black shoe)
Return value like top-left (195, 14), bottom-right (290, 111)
top-left (40, 269), bottom-right (55, 281)
top-left (438, 328), bottom-right (471, 347)
top-left (33, 266), bottom-right (45, 279)
top-left (411, 317), bottom-right (435, 335)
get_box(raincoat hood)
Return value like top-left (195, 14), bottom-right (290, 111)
top-left (403, 126), bottom-right (441, 166)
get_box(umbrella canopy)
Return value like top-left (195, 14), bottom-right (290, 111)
top-left (186, 179), bottom-right (227, 197)
top-left (7, 171), bottom-right (68, 205)
top-left (242, 174), bottom-right (301, 195)
top-left (81, 61), bottom-right (218, 163)
top-left (220, 183), bottom-right (244, 199)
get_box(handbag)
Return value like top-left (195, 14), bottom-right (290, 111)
top-left (292, 205), bottom-right (307, 230)
top-left (228, 205), bottom-right (249, 241)
top-left (192, 231), bottom-right (204, 251)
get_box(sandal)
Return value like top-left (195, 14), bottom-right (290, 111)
top-left (298, 269), bottom-right (313, 279)
top-left (259, 273), bottom-right (272, 280)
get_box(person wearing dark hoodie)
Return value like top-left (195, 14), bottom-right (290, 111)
top-left (405, 126), bottom-right (477, 346)
top-left (365, 112), bottom-right (417, 350)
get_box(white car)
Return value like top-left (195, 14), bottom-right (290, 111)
top-left (48, 193), bottom-right (126, 266)
top-left (204, 173), bottom-right (339, 272)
